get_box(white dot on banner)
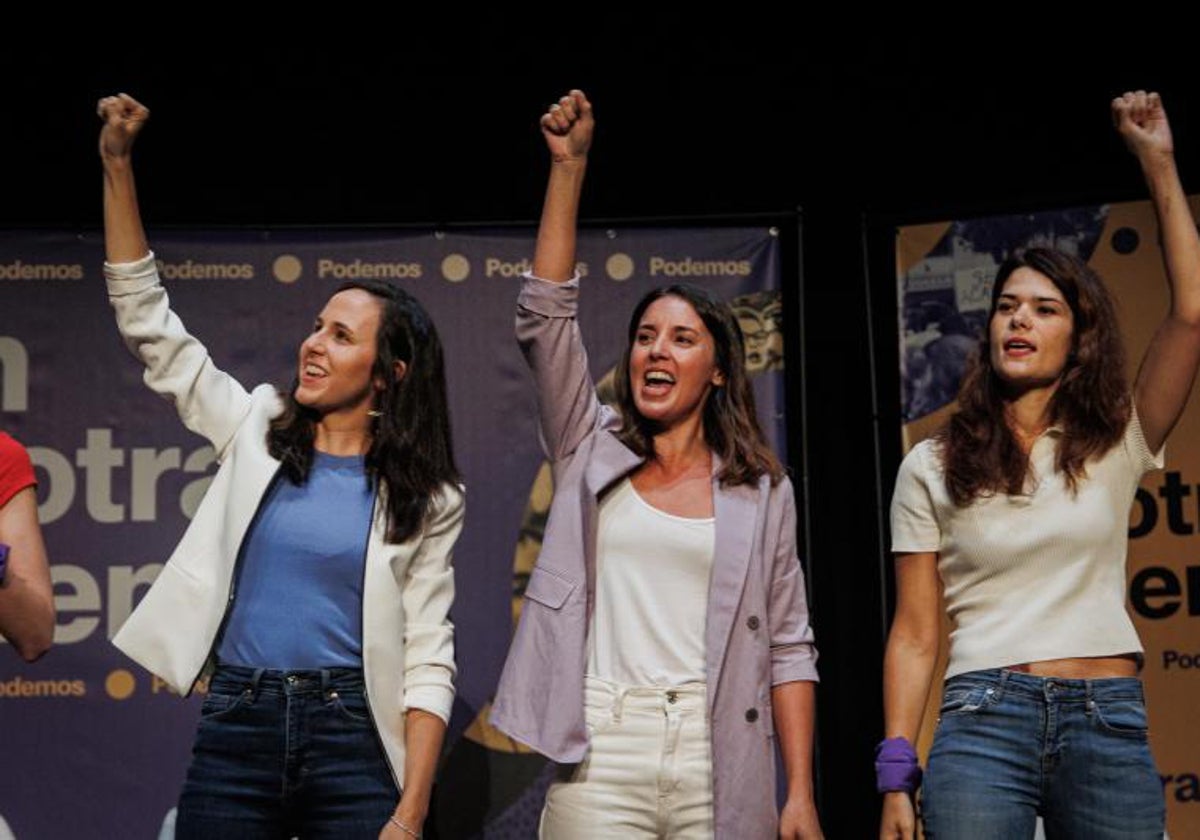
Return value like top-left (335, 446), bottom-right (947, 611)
top-left (106, 669), bottom-right (136, 700)
top-left (606, 253), bottom-right (634, 281)
top-left (272, 255), bottom-right (303, 284)
top-left (442, 255), bottom-right (470, 283)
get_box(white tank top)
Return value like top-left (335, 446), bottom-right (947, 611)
top-left (586, 477), bottom-right (715, 686)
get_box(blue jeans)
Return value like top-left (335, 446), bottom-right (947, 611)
top-left (921, 669), bottom-right (1165, 839)
top-left (175, 666), bottom-right (399, 839)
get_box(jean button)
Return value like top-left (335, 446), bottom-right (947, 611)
top-left (666, 690), bottom-right (678, 704)
top-left (329, 690), bottom-right (339, 700)
top-left (286, 675), bottom-right (298, 685)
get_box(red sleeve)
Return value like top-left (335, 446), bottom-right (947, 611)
top-left (0, 433), bottom-right (36, 508)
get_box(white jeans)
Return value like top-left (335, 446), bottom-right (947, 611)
top-left (540, 676), bottom-right (714, 839)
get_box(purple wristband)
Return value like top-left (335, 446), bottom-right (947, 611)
top-left (875, 736), bottom-right (923, 793)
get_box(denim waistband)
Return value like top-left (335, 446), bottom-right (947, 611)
top-left (209, 664), bottom-right (365, 696)
top-left (584, 674), bottom-right (707, 719)
top-left (948, 668), bottom-right (1145, 702)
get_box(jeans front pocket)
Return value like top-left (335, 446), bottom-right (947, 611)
top-left (938, 681), bottom-right (1000, 719)
top-left (325, 689), bottom-right (372, 725)
top-left (582, 696), bottom-right (618, 738)
top-left (199, 687), bottom-right (252, 721)
top-left (1090, 696), bottom-right (1149, 739)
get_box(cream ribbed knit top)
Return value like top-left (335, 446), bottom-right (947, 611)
top-left (890, 412), bottom-right (1162, 678)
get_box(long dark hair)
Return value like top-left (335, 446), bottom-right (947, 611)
top-left (268, 280), bottom-right (460, 542)
top-left (613, 284), bottom-right (784, 487)
top-left (939, 247), bottom-right (1129, 505)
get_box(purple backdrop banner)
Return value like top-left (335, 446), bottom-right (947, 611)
top-left (0, 226), bottom-right (784, 838)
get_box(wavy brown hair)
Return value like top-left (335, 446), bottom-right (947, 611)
top-left (268, 280), bottom-right (460, 543)
top-left (613, 284), bottom-right (784, 487)
top-left (939, 248), bottom-right (1130, 505)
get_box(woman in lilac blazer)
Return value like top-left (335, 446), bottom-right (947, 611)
top-left (491, 91), bottom-right (822, 839)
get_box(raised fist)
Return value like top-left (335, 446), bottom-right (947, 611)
top-left (541, 89), bottom-right (593, 163)
top-left (1112, 90), bottom-right (1173, 162)
top-left (97, 93), bottom-right (150, 161)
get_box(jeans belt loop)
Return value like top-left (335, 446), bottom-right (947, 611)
top-left (612, 686), bottom-right (626, 725)
top-left (248, 667), bottom-right (265, 699)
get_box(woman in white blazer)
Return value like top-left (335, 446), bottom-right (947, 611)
top-left (98, 93), bottom-right (463, 840)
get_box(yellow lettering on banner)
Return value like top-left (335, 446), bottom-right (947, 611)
top-left (647, 257), bottom-right (753, 278)
top-left (484, 258), bottom-right (532, 278)
top-left (0, 676), bottom-right (87, 698)
top-left (155, 260), bottom-right (255, 280)
top-left (316, 259), bottom-right (422, 280)
top-left (0, 261), bottom-right (84, 280)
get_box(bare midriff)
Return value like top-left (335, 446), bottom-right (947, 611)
top-left (1007, 654), bottom-right (1138, 679)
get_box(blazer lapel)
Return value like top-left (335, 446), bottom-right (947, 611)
top-left (584, 430), bottom-right (643, 496)
top-left (706, 467), bottom-right (760, 712)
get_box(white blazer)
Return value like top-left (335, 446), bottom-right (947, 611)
top-left (106, 254), bottom-right (462, 789)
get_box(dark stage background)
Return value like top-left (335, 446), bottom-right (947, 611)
top-left (3, 22), bottom-right (1198, 837)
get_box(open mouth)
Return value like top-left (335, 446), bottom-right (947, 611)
top-left (642, 370), bottom-right (675, 395)
top-left (1003, 338), bottom-right (1035, 355)
top-left (301, 361), bottom-right (328, 382)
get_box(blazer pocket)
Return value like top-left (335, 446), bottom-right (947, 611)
top-left (524, 564), bottom-right (577, 610)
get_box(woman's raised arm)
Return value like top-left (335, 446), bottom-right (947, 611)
top-left (532, 90), bottom-right (593, 283)
top-left (97, 93), bottom-right (252, 455)
top-left (99, 93), bottom-right (151, 264)
top-left (1117, 91), bottom-right (1200, 453)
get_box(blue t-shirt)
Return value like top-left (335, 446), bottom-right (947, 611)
top-left (217, 452), bottom-right (375, 669)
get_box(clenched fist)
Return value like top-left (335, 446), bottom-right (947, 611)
top-left (97, 93), bottom-right (149, 162)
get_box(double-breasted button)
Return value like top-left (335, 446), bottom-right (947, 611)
top-left (745, 708), bottom-right (759, 723)
top-left (747, 615), bottom-right (760, 631)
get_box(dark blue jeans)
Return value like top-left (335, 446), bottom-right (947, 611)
top-left (921, 669), bottom-right (1165, 839)
top-left (175, 666), bottom-right (399, 839)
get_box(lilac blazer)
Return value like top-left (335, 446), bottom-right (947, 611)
top-left (491, 274), bottom-right (818, 839)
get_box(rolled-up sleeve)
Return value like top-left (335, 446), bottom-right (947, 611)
top-left (401, 484), bottom-right (464, 723)
top-left (768, 478), bottom-right (819, 684)
top-left (516, 273), bottom-right (608, 462)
